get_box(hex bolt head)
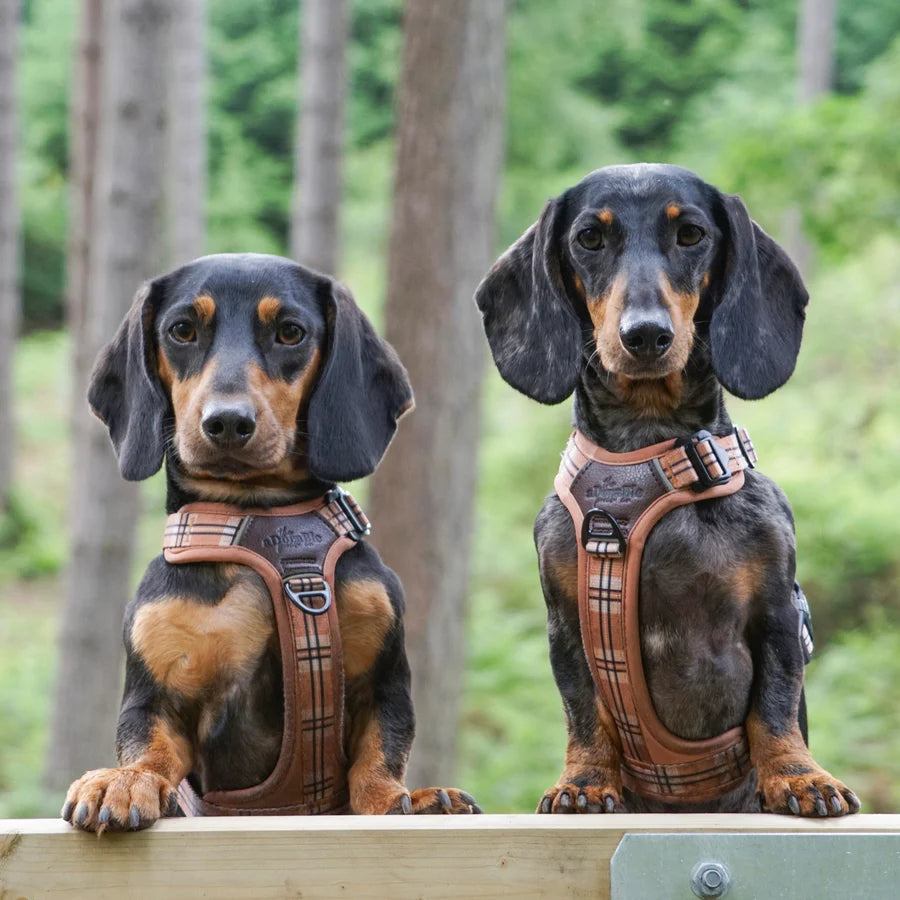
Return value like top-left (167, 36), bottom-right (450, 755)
top-left (691, 861), bottom-right (731, 898)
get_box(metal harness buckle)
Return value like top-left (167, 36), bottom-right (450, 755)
top-left (283, 574), bottom-right (332, 615)
top-left (325, 487), bottom-right (371, 541)
top-left (677, 429), bottom-right (732, 491)
top-left (582, 508), bottom-right (627, 557)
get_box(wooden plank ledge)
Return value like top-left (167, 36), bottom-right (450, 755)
top-left (2, 814), bottom-right (899, 899)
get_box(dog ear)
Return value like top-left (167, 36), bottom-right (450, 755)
top-left (710, 193), bottom-right (809, 400)
top-left (475, 198), bottom-right (582, 404)
top-left (306, 280), bottom-right (414, 483)
top-left (87, 278), bottom-right (169, 481)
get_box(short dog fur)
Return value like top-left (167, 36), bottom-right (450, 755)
top-left (476, 164), bottom-right (859, 816)
top-left (63, 253), bottom-right (479, 831)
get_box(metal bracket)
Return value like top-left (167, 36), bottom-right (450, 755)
top-left (610, 832), bottom-right (900, 899)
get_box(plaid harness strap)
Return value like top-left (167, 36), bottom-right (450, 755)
top-left (554, 427), bottom-right (758, 803)
top-left (162, 488), bottom-right (370, 816)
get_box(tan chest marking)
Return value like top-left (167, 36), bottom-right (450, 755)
top-left (337, 578), bottom-right (395, 680)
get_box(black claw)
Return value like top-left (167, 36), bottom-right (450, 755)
top-left (539, 796), bottom-right (552, 814)
top-left (814, 797), bottom-right (828, 817)
top-left (129, 805), bottom-right (141, 829)
top-left (400, 794), bottom-right (412, 815)
top-left (75, 802), bottom-right (89, 826)
top-left (829, 795), bottom-right (843, 815)
top-left (558, 791), bottom-right (571, 810)
top-left (459, 791), bottom-right (478, 807)
top-left (604, 795), bottom-right (616, 814)
top-left (471, 803), bottom-right (484, 814)
top-left (846, 792), bottom-right (861, 814)
top-left (61, 800), bottom-right (75, 822)
top-left (166, 792), bottom-right (179, 817)
top-left (787, 795), bottom-right (800, 815)
top-left (98, 806), bottom-right (111, 826)
top-left (576, 792), bottom-right (587, 810)
top-left (437, 789), bottom-right (452, 812)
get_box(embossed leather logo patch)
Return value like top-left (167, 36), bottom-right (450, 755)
top-left (262, 525), bottom-right (324, 550)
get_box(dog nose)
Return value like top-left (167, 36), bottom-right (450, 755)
top-left (201, 400), bottom-right (256, 448)
top-left (619, 321), bottom-right (674, 359)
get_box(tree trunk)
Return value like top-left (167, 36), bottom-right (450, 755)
top-left (787, 0), bottom-right (837, 275)
top-left (0, 0), bottom-right (20, 512)
top-left (165, 0), bottom-right (206, 266)
top-left (45, 0), bottom-right (172, 791)
top-left (368, 0), bottom-right (506, 789)
top-left (290, 0), bottom-right (347, 274)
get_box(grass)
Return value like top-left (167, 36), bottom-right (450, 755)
top-left (3, 237), bottom-right (900, 815)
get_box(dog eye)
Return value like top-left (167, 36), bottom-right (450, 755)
top-left (276, 322), bottom-right (306, 345)
top-left (677, 224), bottom-right (705, 246)
top-left (169, 321), bottom-right (197, 343)
top-left (577, 227), bottom-right (604, 251)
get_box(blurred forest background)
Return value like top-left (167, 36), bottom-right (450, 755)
top-left (2, 0), bottom-right (900, 817)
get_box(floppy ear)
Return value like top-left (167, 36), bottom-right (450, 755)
top-left (87, 278), bottom-right (169, 481)
top-left (710, 193), bottom-right (809, 400)
top-left (306, 281), bottom-right (414, 483)
top-left (474, 198), bottom-right (582, 404)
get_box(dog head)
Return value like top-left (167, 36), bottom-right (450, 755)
top-left (88, 254), bottom-right (413, 501)
top-left (475, 164), bottom-right (808, 407)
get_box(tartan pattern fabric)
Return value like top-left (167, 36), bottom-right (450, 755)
top-left (558, 428), bottom-right (756, 801)
top-left (162, 493), bottom-right (365, 816)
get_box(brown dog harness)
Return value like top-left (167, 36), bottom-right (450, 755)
top-left (555, 427), bottom-right (759, 803)
top-left (162, 488), bottom-right (370, 815)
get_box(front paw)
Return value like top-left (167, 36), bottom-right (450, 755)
top-left (758, 766), bottom-right (860, 817)
top-left (62, 767), bottom-right (177, 833)
top-left (384, 787), bottom-right (482, 815)
top-left (537, 782), bottom-right (625, 814)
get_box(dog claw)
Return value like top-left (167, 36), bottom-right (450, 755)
top-left (604, 795), bottom-right (616, 813)
top-left (814, 797), bottom-right (828, 817)
top-left (61, 800), bottom-right (74, 822)
top-left (98, 806), bottom-right (111, 826)
top-left (459, 790), bottom-right (482, 813)
top-left (558, 791), bottom-right (571, 810)
top-left (400, 794), bottom-right (412, 815)
top-left (129, 805), bottom-right (141, 829)
top-left (75, 802), bottom-right (88, 826)
top-left (539, 796), bottom-right (552, 814)
top-left (846, 791), bottom-right (861, 814)
top-left (829, 795), bottom-right (843, 815)
top-left (437, 789), bottom-right (452, 812)
top-left (576, 792), bottom-right (587, 810)
top-left (787, 795), bottom-right (800, 815)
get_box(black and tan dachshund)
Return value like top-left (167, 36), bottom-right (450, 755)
top-left (63, 253), bottom-right (479, 831)
top-left (476, 164), bottom-right (859, 816)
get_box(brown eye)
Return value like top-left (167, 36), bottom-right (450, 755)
top-left (169, 321), bottom-right (196, 343)
top-left (677, 224), bottom-right (705, 246)
top-left (276, 322), bottom-right (305, 345)
top-left (577, 227), bottom-right (604, 251)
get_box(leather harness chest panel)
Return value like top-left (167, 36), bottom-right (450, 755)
top-left (554, 427), bottom-right (759, 803)
top-left (161, 488), bottom-right (370, 816)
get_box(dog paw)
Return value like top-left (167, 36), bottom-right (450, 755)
top-left (537, 782), bottom-right (625, 814)
top-left (758, 767), bottom-right (860, 817)
top-left (62, 767), bottom-right (178, 833)
top-left (384, 787), bottom-right (482, 815)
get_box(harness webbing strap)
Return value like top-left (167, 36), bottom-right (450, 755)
top-left (555, 428), bottom-right (757, 803)
top-left (162, 490), bottom-right (369, 816)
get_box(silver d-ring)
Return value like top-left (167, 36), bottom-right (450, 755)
top-left (283, 577), bottom-right (332, 615)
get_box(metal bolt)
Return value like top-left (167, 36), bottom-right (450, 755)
top-left (691, 861), bottom-right (731, 898)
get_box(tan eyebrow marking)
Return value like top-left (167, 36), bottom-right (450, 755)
top-left (257, 296), bottom-right (282, 325)
top-left (597, 208), bottom-right (614, 225)
top-left (666, 204), bottom-right (681, 220)
top-left (192, 294), bottom-right (216, 323)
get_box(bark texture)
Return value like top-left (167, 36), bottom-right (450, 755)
top-left (368, 0), bottom-right (507, 789)
top-left (0, 0), bottom-right (20, 511)
top-left (290, 0), bottom-right (347, 275)
top-left (46, 0), bottom-right (172, 791)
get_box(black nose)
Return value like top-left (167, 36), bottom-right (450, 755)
top-left (201, 400), bottom-right (256, 448)
top-left (619, 321), bottom-right (675, 359)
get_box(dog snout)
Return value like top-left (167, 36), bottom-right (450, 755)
top-left (201, 399), bottom-right (257, 449)
top-left (619, 317), bottom-right (674, 360)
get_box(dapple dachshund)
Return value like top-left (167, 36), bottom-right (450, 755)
top-left (476, 164), bottom-right (859, 816)
top-left (63, 253), bottom-right (480, 831)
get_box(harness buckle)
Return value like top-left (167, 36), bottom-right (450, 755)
top-left (733, 425), bottom-right (757, 469)
top-left (325, 487), bottom-right (371, 541)
top-left (582, 508), bottom-right (626, 557)
top-left (677, 429), bottom-right (732, 491)
top-left (283, 574), bottom-right (332, 615)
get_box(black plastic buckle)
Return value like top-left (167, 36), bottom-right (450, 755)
top-left (677, 429), bottom-right (731, 491)
top-left (325, 486), bottom-right (371, 541)
top-left (581, 508), bottom-right (626, 556)
top-left (283, 575), bottom-right (332, 615)
top-left (733, 425), bottom-right (756, 469)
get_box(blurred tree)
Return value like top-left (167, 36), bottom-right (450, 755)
top-left (290, 0), bottom-right (347, 274)
top-left (45, 0), bottom-right (172, 791)
top-left (369, 0), bottom-right (507, 789)
top-left (165, 0), bottom-right (206, 265)
top-left (0, 0), bottom-right (20, 515)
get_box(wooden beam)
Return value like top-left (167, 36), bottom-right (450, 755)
top-left (2, 815), bottom-right (899, 899)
